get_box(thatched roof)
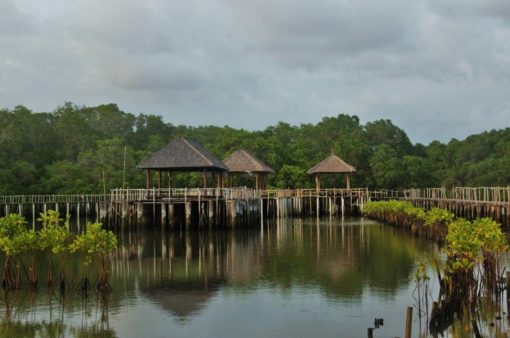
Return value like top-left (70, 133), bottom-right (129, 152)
top-left (223, 150), bottom-right (274, 174)
top-left (307, 154), bottom-right (356, 175)
top-left (138, 137), bottom-right (228, 172)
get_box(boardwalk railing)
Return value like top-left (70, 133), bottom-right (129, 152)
top-left (1, 187), bottom-right (509, 206)
top-left (263, 188), bottom-right (370, 199)
top-left (403, 187), bottom-right (510, 204)
top-left (0, 194), bottom-right (108, 204)
top-left (109, 187), bottom-right (373, 202)
top-left (110, 187), bottom-right (264, 202)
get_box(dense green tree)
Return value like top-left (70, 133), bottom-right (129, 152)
top-left (275, 165), bottom-right (309, 189)
top-left (365, 119), bottom-right (414, 156)
top-left (0, 103), bottom-right (508, 193)
top-left (369, 145), bottom-right (405, 189)
top-left (402, 156), bottom-right (438, 188)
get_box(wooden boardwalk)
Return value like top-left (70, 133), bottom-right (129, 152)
top-left (0, 187), bottom-right (371, 227)
top-left (0, 186), bottom-right (509, 227)
top-left (401, 187), bottom-right (510, 226)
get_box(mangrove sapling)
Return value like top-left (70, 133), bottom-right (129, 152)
top-left (413, 262), bottom-right (431, 336)
top-left (17, 229), bottom-right (40, 289)
top-left (444, 218), bottom-right (482, 302)
top-left (38, 210), bottom-right (71, 290)
top-left (0, 214), bottom-right (29, 290)
top-left (424, 208), bottom-right (454, 240)
top-left (472, 218), bottom-right (507, 294)
top-left (69, 223), bottom-right (117, 294)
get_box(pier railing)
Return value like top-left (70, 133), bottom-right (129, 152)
top-left (1, 187), bottom-right (509, 206)
top-left (0, 194), bottom-right (108, 204)
top-left (110, 187), bottom-right (264, 202)
top-left (109, 187), bottom-right (373, 202)
top-left (263, 188), bottom-right (372, 199)
top-left (403, 187), bottom-right (510, 204)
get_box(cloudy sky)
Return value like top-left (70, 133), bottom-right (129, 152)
top-left (1, 0), bottom-right (509, 144)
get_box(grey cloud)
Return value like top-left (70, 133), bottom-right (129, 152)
top-left (428, 0), bottom-right (510, 24)
top-left (225, 0), bottom-right (421, 66)
top-left (1, 0), bottom-right (510, 144)
top-left (0, 0), bottom-right (35, 36)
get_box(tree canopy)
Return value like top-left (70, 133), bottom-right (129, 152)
top-left (0, 103), bottom-right (508, 193)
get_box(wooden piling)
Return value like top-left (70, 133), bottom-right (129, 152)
top-left (161, 202), bottom-right (167, 226)
top-left (185, 202), bottom-right (192, 228)
top-left (405, 306), bottom-right (413, 338)
top-left (169, 204), bottom-right (175, 227)
top-left (208, 200), bottom-right (214, 227)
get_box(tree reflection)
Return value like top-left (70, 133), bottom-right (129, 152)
top-left (0, 288), bottom-right (114, 338)
top-left (0, 218), bottom-right (437, 336)
top-left (109, 218), bottom-right (434, 321)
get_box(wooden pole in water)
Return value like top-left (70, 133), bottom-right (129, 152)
top-left (161, 202), bottom-right (167, 226)
top-left (405, 306), bottom-right (413, 338)
top-left (185, 202), bottom-right (192, 228)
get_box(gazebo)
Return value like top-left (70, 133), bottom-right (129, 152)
top-left (223, 150), bottom-right (274, 190)
top-left (137, 137), bottom-right (229, 189)
top-left (307, 152), bottom-right (356, 192)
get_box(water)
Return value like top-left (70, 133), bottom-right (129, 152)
top-left (0, 217), bottom-right (499, 337)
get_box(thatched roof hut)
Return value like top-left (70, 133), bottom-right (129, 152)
top-left (138, 137), bottom-right (228, 172)
top-left (223, 150), bottom-right (274, 190)
top-left (307, 154), bottom-right (356, 175)
top-left (307, 153), bottom-right (356, 190)
top-left (138, 137), bottom-right (228, 189)
top-left (223, 150), bottom-right (274, 174)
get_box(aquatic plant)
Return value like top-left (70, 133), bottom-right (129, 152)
top-left (16, 228), bottom-right (40, 289)
top-left (0, 214), bottom-right (28, 289)
top-left (424, 208), bottom-right (454, 227)
top-left (364, 199), bottom-right (508, 332)
top-left (413, 261), bottom-right (431, 333)
top-left (472, 218), bottom-right (507, 293)
top-left (444, 217), bottom-right (507, 296)
top-left (362, 200), bottom-right (444, 240)
top-left (69, 223), bottom-right (117, 293)
top-left (38, 210), bottom-right (71, 290)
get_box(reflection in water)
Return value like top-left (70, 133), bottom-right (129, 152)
top-left (122, 218), bottom-right (433, 307)
top-left (0, 217), bottom-right (451, 337)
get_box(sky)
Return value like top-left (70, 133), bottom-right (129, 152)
top-left (1, 0), bottom-right (509, 144)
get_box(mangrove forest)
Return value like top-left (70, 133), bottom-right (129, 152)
top-left (1, 103), bottom-right (510, 194)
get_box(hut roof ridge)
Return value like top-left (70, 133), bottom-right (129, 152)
top-left (223, 149), bottom-right (274, 174)
top-left (182, 137), bottom-right (214, 166)
top-left (307, 153), bottom-right (356, 174)
top-left (137, 136), bottom-right (228, 171)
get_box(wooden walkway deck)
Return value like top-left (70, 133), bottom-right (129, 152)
top-left (108, 187), bottom-right (373, 203)
top-left (2, 187), bottom-right (507, 207)
top-left (0, 186), bottom-right (509, 227)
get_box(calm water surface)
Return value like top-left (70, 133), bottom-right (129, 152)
top-left (2, 217), bottom-right (503, 337)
